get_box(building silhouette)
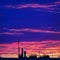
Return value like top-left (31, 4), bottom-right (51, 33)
top-left (0, 41), bottom-right (60, 60)
top-left (18, 40), bottom-right (27, 58)
top-left (24, 51), bottom-right (26, 57)
top-left (21, 48), bottom-right (24, 57)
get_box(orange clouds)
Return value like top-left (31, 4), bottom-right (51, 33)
top-left (0, 40), bottom-right (60, 58)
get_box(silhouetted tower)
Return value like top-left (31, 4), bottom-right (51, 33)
top-left (18, 40), bottom-right (20, 58)
top-left (24, 51), bottom-right (26, 57)
top-left (21, 48), bottom-right (24, 57)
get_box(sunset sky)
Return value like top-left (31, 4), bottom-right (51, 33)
top-left (0, 0), bottom-right (60, 58)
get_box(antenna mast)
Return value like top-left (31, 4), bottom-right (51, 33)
top-left (18, 40), bottom-right (20, 58)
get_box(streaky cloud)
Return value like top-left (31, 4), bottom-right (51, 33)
top-left (4, 3), bottom-right (56, 9)
top-left (8, 28), bottom-right (60, 34)
top-left (3, 1), bottom-right (60, 13)
top-left (0, 32), bottom-right (24, 35)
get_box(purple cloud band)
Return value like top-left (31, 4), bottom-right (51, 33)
top-left (0, 32), bottom-right (24, 35)
top-left (8, 28), bottom-right (60, 34)
top-left (3, 1), bottom-right (60, 13)
top-left (5, 4), bottom-right (55, 8)
top-left (0, 28), bottom-right (60, 35)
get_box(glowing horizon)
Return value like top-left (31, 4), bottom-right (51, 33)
top-left (0, 40), bottom-right (60, 58)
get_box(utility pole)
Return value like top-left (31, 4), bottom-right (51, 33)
top-left (18, 40), bottom-right (20, 58)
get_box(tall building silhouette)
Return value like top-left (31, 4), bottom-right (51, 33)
top-left (21, 48), bottom-right (24, 57)
top-left (17, 40), bottom-right (26, 58)
top-left (24, 51), bottom-right (26, 57)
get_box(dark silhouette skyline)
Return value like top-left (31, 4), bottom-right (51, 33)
top-left (0, 47), bottom-right (60, 60)
top-left (0, 41), bottom-right (60, 60)
top-left (0, 40), bottom-right (60, 58)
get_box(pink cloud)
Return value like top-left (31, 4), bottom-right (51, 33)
top-left (8, 28), bottom-right (60, 34)
top-left (5, 3), bottom-right (55, 9)
top-left (0, 32), bottom-right (24, 35)
top-left (54, 1), bottom-right (60, 5)
top-left (4, 1), bottom-right (60, 13)
top-left (16, 4), bottom-right (54, 8)
top-left (1, 28), bottom-right (60, 35)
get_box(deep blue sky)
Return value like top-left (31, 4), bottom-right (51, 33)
top-left (0, 0), bottom-right (60, 43)
top-left (0, 0), bottom-right (58, 4)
